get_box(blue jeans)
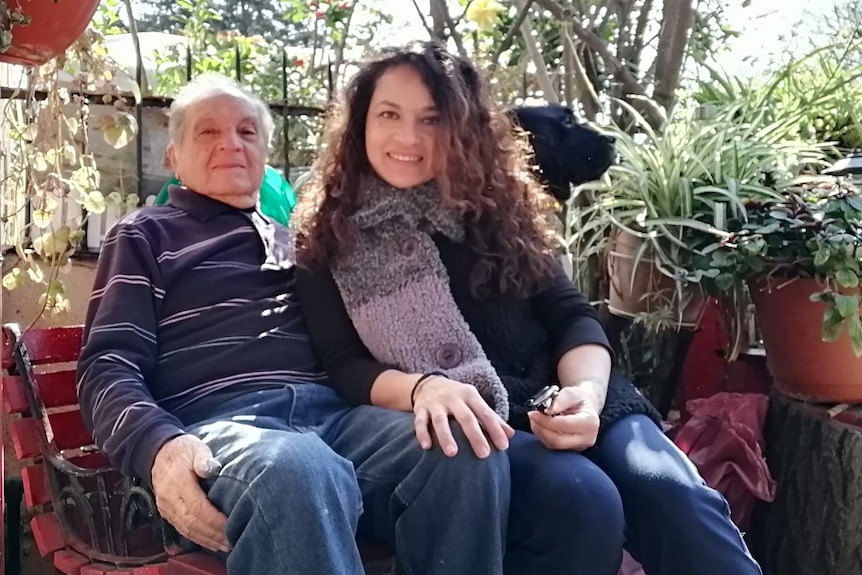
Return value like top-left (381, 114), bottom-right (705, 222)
top-left (506, 414), bottom-right (763, 575)
top-left (189, 384), bottom-right (509, 575)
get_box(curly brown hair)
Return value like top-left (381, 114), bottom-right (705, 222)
top-left (293, 40), bottom-right (559, 297)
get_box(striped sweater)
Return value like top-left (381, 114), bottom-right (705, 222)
top-left (76, 186), bottom-right (325, 482)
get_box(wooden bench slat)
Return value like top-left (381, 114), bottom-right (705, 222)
top-left (20, 326), bottom-right (83, 365)
top-left (3, 374), bottom-right (30, 413)
top-left (50, 409), bottom-right (96, 451)
top-left (31, 511), bottom-right (67, 556)
top-left (54, 548), bottom-right (91, 574)
top-left (51, 409), bottom-right (95, 450)
top-left (22, 463), bottom-right (50, 507)
top-left (12, 409), bottom-right (95, 460)
top-left (12, 417), bottom-right (41, 459)
top-left (35, 370), bottom-right (80, 409)
top-left (167, 553), bottom-right (226, 575)
top-left (134, 565), bottom-right (170, 575)
top-left (3, 371), bottom-right (79, 414)
top-left (81, 564), bottom-right (127, 574)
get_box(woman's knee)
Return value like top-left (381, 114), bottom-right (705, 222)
top-left (509, 436), bottom-right (625, 539)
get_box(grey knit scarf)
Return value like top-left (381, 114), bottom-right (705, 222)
top-left (330, 177), bottom-right (510, 419)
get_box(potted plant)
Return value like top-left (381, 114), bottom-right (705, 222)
top-left (575, 99), bottom-right (818, 329)
top-left (703, 178), bottom-right (862, 402)
top-left (1, 0), bottom-right (100, 67)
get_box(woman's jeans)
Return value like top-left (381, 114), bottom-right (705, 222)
top-left (188, 384), bottom-right (509, 575)
top-left (505, 414), bottom-right (764, 575)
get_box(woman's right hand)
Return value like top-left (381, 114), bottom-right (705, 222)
top-left (412, 376), bottom-right (514, 459)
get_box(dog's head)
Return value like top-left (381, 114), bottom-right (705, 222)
top-left (510, 104), bottom-right (615, 202)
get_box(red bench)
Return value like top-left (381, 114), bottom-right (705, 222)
top-left (1, 323), bottom-right (391, 574)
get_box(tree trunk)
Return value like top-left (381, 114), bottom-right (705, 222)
top-left (429, 0), bottom-right (446, 40)
top-left (750, 393), bottom-right (862, 575)
top-left (652, 0), bottom-right (693, 111)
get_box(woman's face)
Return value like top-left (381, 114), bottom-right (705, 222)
top-left (365, 64), bottom-right (442, 189)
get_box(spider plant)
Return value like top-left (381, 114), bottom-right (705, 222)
top-left (568, 97), bottom-right (827, 328)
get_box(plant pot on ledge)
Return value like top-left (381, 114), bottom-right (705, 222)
top-left (1, 0), bottom-right (100, 67)
top-left (607, 230), bottom-right (705, 329)
top-left (751, 277), bottom-right (862, 403)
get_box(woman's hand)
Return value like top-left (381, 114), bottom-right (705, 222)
top-left (412, 376), bottom-right (514, 459)
top-left (528, 385), bottom-right (601, 451)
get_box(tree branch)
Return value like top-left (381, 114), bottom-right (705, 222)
top-left (533, 0), bottom-right (669, 127)
top-left (561, 21), bottom-right (600, 118)
top-left (122, 0), bottom-right (149, 96)
top-left (653, 0), bottom-right (693, 111)
top-left (433, 0), bottom-right (468, 58)
top-left (630, 0), bottom-right (654, 72)
top-left (488, 0), bottom-right (535, 74)
top-left (410, 0), bottom-right (439, 41)
top-left (514, 0), bottom-right (559, 103)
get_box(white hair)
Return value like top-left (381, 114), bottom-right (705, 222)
top-left (168, 73), bottom-right (275, 149)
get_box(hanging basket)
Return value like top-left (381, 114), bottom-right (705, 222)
top-left (1, 0), bottom-right (100, 67)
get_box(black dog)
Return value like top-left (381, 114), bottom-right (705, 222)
top-left (510, 104), bottom-right (615, 202)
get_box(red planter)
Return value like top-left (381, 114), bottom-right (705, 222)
top-left (1, 0), bottom-right (99, 67)
top-left (751, 277), bottom-right (862, 402)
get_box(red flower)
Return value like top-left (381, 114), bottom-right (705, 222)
top-left (294, 58), bottom-right (304, 67)
top-left (315, 9), bottom-right (325, 18)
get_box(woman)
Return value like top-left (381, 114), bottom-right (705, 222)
top-left (293, 40), bottom-right (761, 575)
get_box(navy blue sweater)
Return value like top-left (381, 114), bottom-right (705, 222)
top-left (76, 187), bottom-right (325, 481)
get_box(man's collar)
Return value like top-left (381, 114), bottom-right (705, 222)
top-left (167, 185), bottom-right (241, 222)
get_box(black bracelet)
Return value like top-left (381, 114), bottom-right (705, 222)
top-left (410, 371), bottom-right (446, 409)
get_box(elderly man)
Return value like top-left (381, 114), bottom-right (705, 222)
top-left (76, 74), bottom-right (509, 575)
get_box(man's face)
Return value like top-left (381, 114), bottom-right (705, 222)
top-left (168, 93), bottom-right (266, 208)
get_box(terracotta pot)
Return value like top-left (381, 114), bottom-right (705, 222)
top-left (1, 0), bottom-right (100, 67)
top-left (607, 231), bottom-right (704, 328)
top-left (750, 276), bottom-right (862, 402)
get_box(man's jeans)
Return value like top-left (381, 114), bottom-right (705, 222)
top-left (189, 384), bottom-right (509, 575)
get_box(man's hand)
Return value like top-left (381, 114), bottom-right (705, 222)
top-left (151, 435), bottom-right (230, 553)
top-left (413, 376), bottom-right (514, 458)
top-left (528, 385), bottom-right (601, 451)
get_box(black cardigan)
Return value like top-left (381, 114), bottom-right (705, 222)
top-left (296, 235), bottom-right (660, 432)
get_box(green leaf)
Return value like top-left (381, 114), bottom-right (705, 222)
top-left (755, 222), bottom-right (782, 234)
top-left (69, 166), bottom-right (100, 194)
top-left (2, 269), bottom-right (26, 291)
top-left (810, 290), bottom-right (830, 303)
top-left (835, 293), bottom-right (860, 319)
top-left (836, 270), bottom-right (860, 289)
top-left (716, 273), bottom-right (736, 291)
top-left (31, 209), bottom-right (53, 229)
top-left (814, 247), bottom-right (831, 267)
top-left (83, 192), bottom-right (106, 214)
top-left (747, 257), bottom-right (765, 273)
top-left (26, 264), bottom-right (44, 284)
top-left (102, 113), bottom-right (138, 149)
top-left (822, 306), bottom-right (844, 342)
top-left (850, 315), bottom-right (862, 357)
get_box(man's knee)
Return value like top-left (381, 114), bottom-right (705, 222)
top-left (418, 420), bottom-right (510, 492)
top-left (209, 428), bottom-right (361, 514)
